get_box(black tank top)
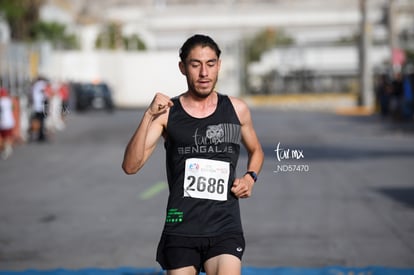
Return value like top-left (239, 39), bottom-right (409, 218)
top-left (163, 93), bottom-right (243, 237)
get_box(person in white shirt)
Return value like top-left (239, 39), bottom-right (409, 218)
top-left (30, 77), bottom-right (48, 142)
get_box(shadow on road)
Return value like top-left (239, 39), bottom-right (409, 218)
top-left (375, 187), bottom-right (414, 209)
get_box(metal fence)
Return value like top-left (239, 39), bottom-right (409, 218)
top-left (0, 42), bottom-right (35, 97)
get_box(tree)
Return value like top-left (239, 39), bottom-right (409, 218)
top-left (0, 0), bottom-right (78, 49)
top-left (0, 0), bottom-right (44, 41)
top-left (243, 27), bottom-right (294, 94)
top-left (124, 34), bottom-right (146, 51)
top-left (95, 22), bottom-right (123, 50)
top-left (95, 22), bottom-right (146, 51)
top-left (245, 27), bottom-right (294, 63)
top-left (31, 21), bottom-right (79, 49)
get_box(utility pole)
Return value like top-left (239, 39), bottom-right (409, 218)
top-left (388, 0), bottom-right (397, 51)
top-left (388, 0), bottom-right (404, 73)
top-left (358, 0), bottom-right (374, 109)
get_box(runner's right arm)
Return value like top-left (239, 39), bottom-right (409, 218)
top-left (122, 93), bottom-right (173, 174)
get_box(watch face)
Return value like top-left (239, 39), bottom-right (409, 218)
top-left (247, 171), bottom-right (257, 181)
top-left (251, 172), bottom-right (257, 180)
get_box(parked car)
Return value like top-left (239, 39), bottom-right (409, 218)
top-left (71, 82), bottom-right (114, 112)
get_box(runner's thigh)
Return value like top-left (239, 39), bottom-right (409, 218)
top-left (204, 254), bottom-right (241, 275)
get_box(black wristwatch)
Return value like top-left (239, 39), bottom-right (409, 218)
top-left (245, 171), bottom-right (258, 182)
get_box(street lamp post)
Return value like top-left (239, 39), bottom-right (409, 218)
top-left (358, 0), bottom-right (374, 109)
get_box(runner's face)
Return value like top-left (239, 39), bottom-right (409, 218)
top-left (180, 45), bottom-right (221, 98)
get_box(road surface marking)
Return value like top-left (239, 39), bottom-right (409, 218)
top-left (139, 181), bottom-right (167, 200)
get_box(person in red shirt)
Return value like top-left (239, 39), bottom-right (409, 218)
top-left (0, 88), bottom-right (15, 159)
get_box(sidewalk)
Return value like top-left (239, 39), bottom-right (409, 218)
top-left (243, 93), bottom-right (357, 111)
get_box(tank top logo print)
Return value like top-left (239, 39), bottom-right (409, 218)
top-left (177, 123), bottom-right (241, 155)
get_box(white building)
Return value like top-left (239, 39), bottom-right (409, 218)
top-left (37, 0), bottom-right (414, 106)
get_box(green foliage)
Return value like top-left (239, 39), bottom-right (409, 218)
top-left (124, 34), bottom-right (147, 51)
top-left (335, 33), bottom-right (359, 45)
top-left (0, 0), bottom-right (26, 20)
top-left (31, 21), bottom-right (65, 40)
top-left (95, 22), bottom-right (121, 50)
top-left (0, 0), bottom-right (78, 49)
top-left (0, 0), bottom-right (44, 41)
top-left (95, 22), bottom-right (146, 51)
top-left (31, 21), bottom-right (79, 49)
top-left (245, 27), bottom-right (294, 63)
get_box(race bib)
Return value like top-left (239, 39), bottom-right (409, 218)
top-left (183, 158), bottom-right (230, 201)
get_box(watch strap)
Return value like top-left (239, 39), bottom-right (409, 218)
top-left (245, 171), bottom-right (257, 182)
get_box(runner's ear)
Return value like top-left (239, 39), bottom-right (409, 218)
top-left (179, 61), bottom-right (186, 76)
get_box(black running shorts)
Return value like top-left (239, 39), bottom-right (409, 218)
top-left (156, 233), bottom-right (245, 272)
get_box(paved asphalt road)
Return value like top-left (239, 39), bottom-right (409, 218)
top-left (1, 107), bottom-right (414, 270)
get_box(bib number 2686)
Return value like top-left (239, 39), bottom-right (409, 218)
top-left (183, 158), bottom-right (229, 201)
top-left (186, 176), bottom-right (225, 194)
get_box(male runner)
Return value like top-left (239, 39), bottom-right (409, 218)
top-left (122, 34), bottom-right (264, 275)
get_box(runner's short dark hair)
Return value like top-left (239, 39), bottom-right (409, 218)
top-left (179, 34), bottom-right (222, 63)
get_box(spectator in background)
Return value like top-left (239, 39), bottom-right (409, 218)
top-left (375, 74), bottom-right (392, 118)
top-left (0, 88), bottom-right (15, 159)
top-left (390, 71), bottom-right (404, 121)
top-left (375, 64), bottom-right (414, 122)
top-left (59, 81), bottom-right (70, 119)
top-left (45, 81), bottom-right (65, 136)
top-left (402, 65), bottom-right (414, 121)
top-left (29, 76), bottom-right (48, 142)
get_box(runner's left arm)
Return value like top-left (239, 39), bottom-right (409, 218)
top-left (230, 97), bottom-right (264, 198)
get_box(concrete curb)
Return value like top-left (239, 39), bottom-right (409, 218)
top-left (243, 93), bottom-right (360, 113)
